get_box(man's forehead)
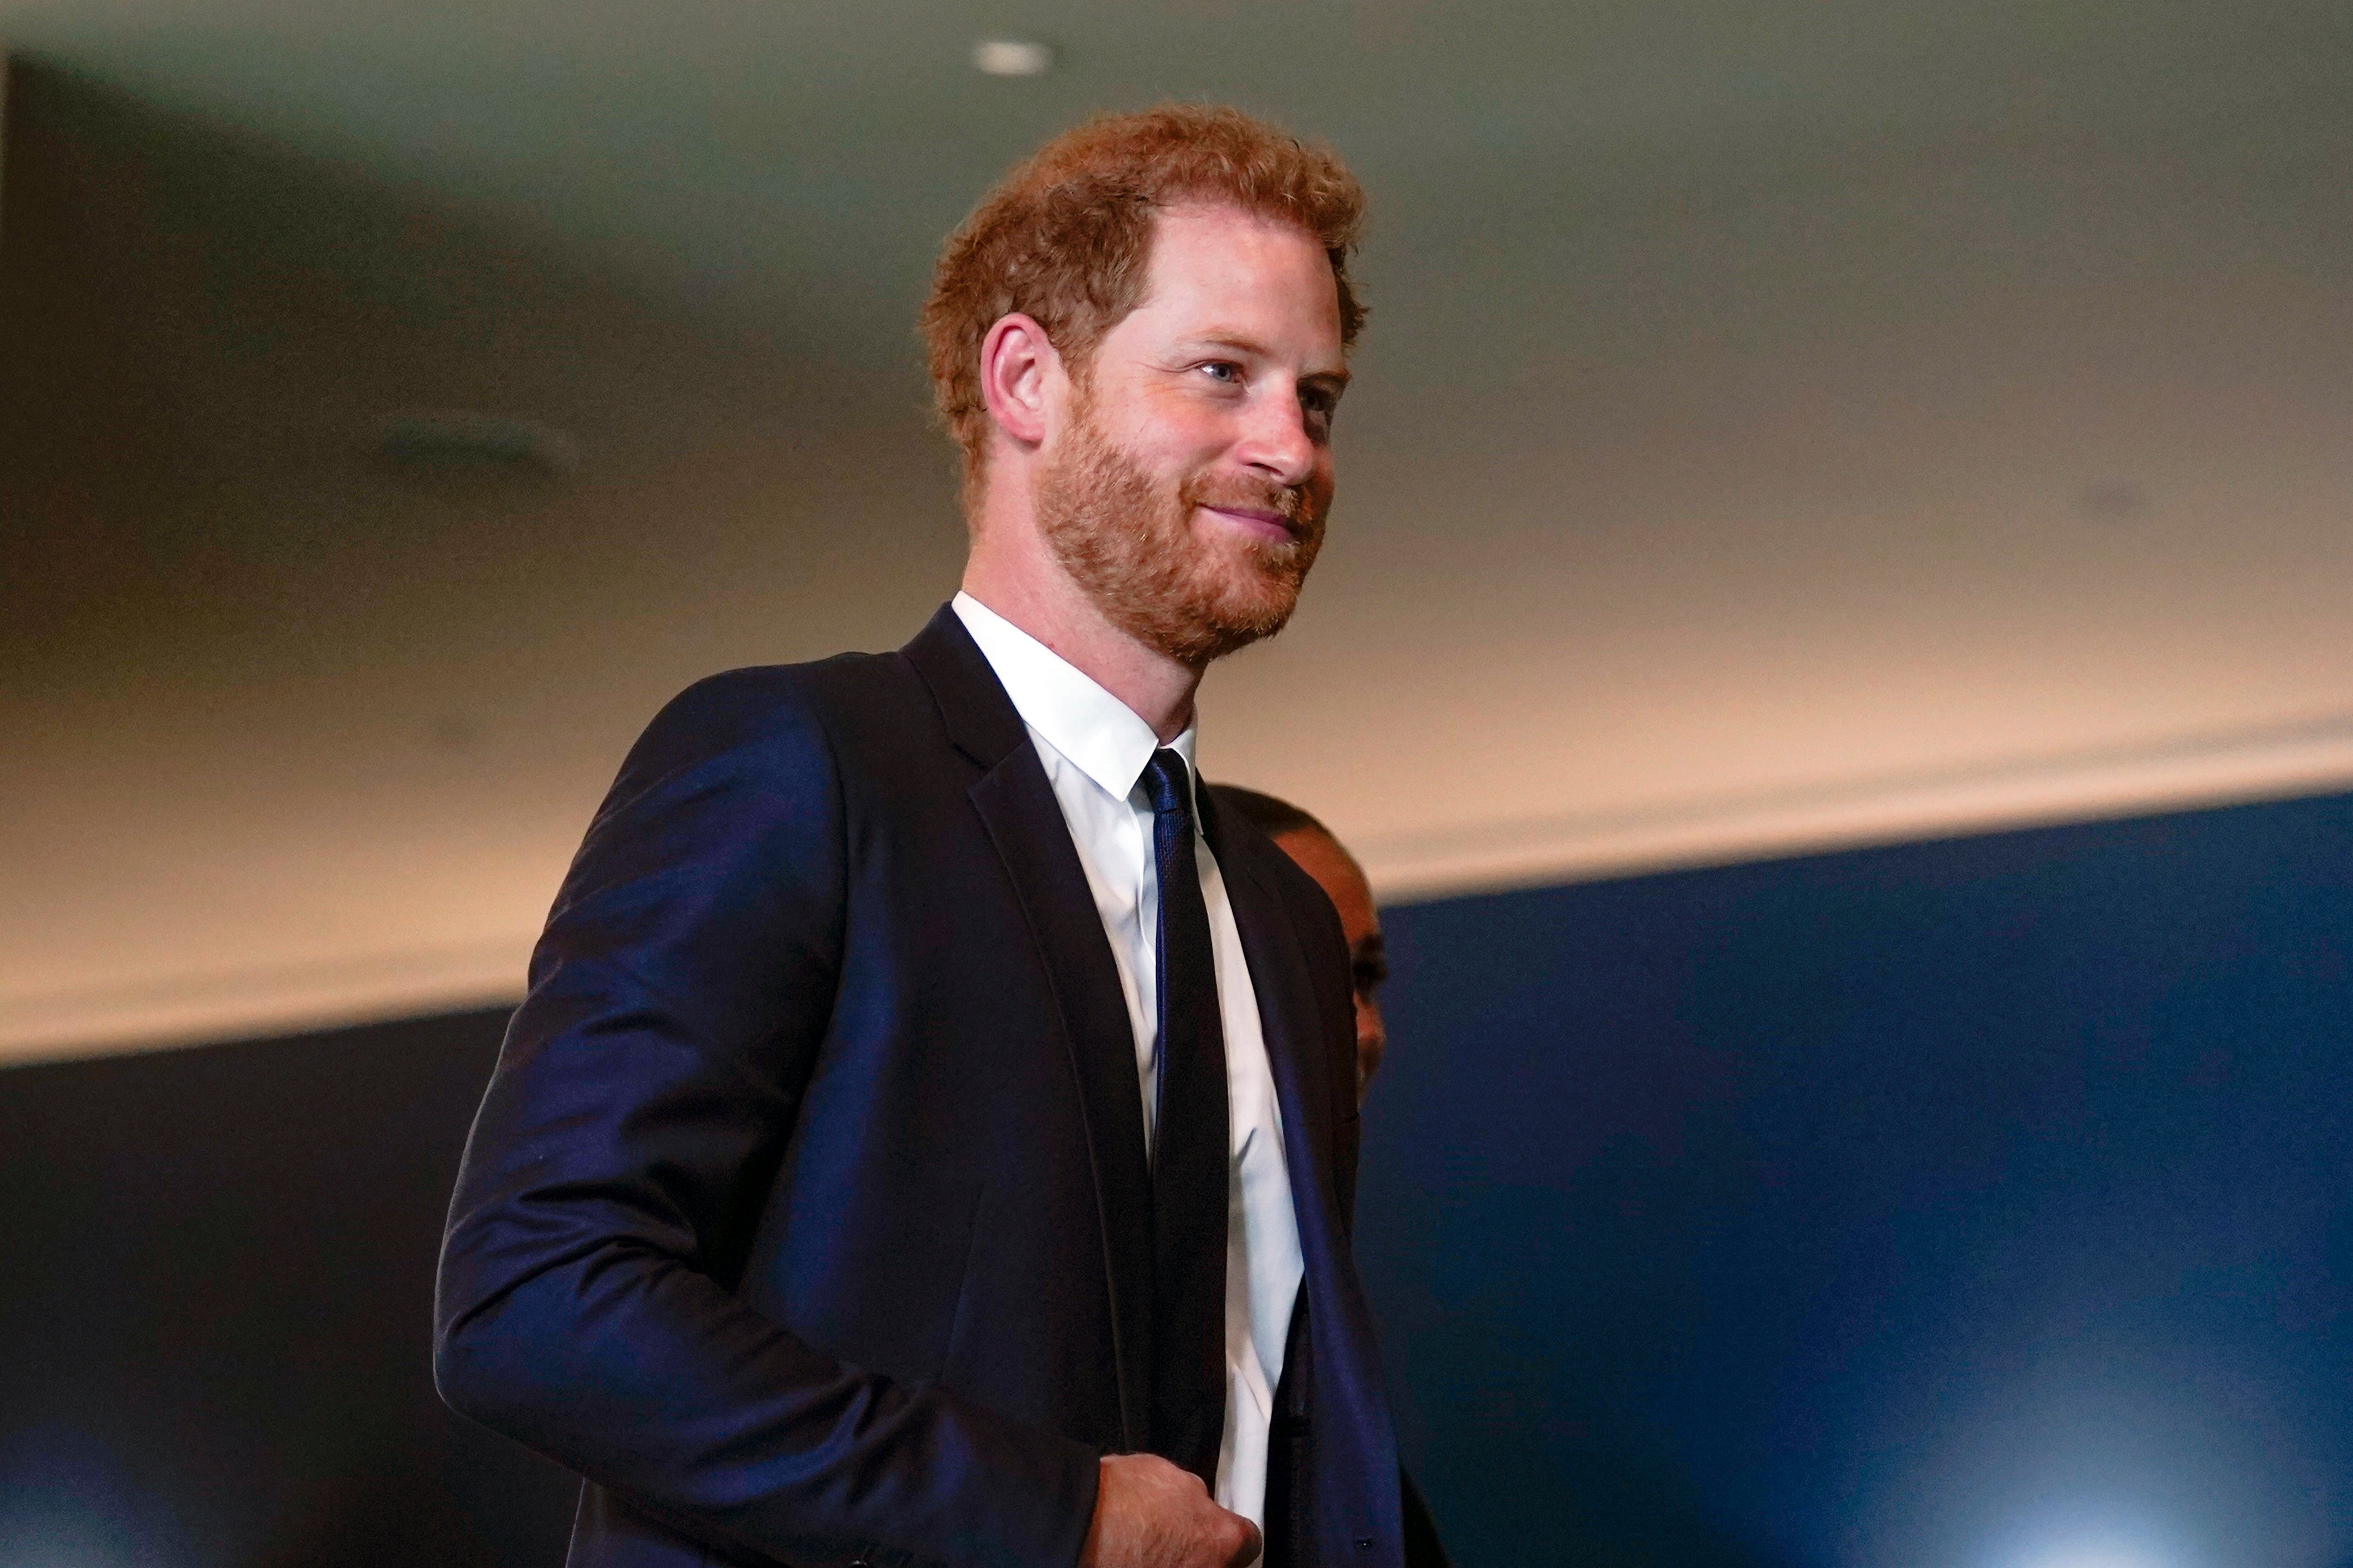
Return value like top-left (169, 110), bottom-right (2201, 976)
top-left (1142, 202), bottom-right (1330, 281)
top-left (1151, 198), bottom-right (1310, 236)
top-left (1125, 202), bottom-right (1344, 353)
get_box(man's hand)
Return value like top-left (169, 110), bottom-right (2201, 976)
top-left (1078, 1453), bottom-right (1261, 1568)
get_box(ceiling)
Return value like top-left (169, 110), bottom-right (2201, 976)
top-left (8, 0), bottom-right (2345, 349)
top-left (3, 0), bottom-right (2350, 1061)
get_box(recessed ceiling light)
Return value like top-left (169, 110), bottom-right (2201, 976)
top-left (378, 411), bottom-right (581, 480)
top-left (973, 38), bottom-right (1055, 76)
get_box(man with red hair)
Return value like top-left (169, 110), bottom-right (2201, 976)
top-left (439, 106), bottom-right (1430, 1568)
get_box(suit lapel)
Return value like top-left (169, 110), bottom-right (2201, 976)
top-left (902, 606), bottom-right (1154, 1449)
top-left (1204, 798), bottom-right (1342, 1220)
top-left (1208, 801), bottom-right (1405, 1568)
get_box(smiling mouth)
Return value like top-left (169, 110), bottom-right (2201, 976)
top-left (1198, 504), bottom-right (1300, 543)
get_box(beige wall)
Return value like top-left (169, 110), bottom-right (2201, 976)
top-left (4, 56), bottom-right (2349, 1063)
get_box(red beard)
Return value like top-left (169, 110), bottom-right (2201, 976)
top-left (1036, 395), bottom-right (1327, 668)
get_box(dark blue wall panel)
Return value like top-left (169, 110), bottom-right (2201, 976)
top-left (0, 1010), bottom-right (577, 1567)
top-left (1360, 792), bottom-right (2353, 1568)
top-left (4, 792), bottom-right (2347, 1566)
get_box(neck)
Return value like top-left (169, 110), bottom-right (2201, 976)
top-left (961, 509), bottom-right (1203, 745)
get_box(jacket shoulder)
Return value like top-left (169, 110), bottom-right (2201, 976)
top-left (618, 651), bottom-right (925, 779)
top-left (644, 652), bottom-right (908, 743)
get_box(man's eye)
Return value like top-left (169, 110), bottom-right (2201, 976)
top-left (1301, 388), bottom-right (1342, 434)
top-left (1199, 361), bottom-right (1242, 384)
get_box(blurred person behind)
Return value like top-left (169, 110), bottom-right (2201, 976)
top-left (1210, 786), bottom-right (1387, 1103)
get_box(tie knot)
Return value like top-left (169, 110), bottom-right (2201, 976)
top-left (1140, 749), bottom-right (1196, 828)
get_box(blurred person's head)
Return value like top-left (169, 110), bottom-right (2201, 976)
top-left (926, 106), bottom-right (1366, 670)
top-left (1212, 786), bottom-right (1388, 1101)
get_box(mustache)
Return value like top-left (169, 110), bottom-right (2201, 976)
top-left (1179, 475), bottom-right (1323, 533)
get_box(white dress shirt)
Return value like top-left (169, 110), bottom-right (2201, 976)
top-left (952, 593), bottom-right (1305, 1544)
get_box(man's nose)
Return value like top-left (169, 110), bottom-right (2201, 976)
top-left (1235, 388), bottom-right (1317, 487)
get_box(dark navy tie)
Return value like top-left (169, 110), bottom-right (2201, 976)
top-left (1140, 747), bottom-right (1229, 1483)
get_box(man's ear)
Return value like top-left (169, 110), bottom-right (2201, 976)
top-left (979, 313), bottom-right (1060, 449)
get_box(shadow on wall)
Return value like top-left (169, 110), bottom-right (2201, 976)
top-left (0, 53), bottom-right (812, 680)
top-left (0, 54), bottom-right (970, 1062)
top-left (0, 50), bottom-right (957, 704)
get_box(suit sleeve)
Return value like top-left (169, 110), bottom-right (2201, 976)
top-left (433, 674), bottom-right (1100, 1568)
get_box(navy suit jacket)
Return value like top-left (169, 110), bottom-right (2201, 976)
top-left (436, 606), bottom-right (1408, 1568)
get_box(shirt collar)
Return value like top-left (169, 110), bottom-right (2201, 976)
top-left (952, 591), bottom-right (1199, 806)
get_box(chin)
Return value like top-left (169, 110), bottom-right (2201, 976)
top-left (1130, 569), bottom-right (1302, 667)
top-left (1197, 573), bottom-right (1307, 650)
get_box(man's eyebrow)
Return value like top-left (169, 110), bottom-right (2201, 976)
top-left (1178, 332), bottom-right (1350, 386)
top-left (1179, 330), bottom-right (1267, 355)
